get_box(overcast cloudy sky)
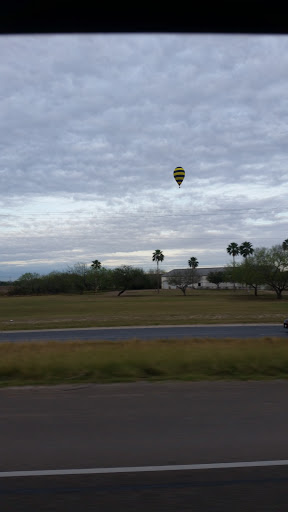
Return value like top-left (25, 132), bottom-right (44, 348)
top-left (1, 33), bottom-right (288, 280)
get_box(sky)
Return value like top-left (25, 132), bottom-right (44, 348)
top-left (1, 33), bottom-right (288, 280)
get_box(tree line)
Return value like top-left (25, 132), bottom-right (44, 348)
top-left (10, 263), bottom-right (159, 296)
top-left (165, 240), bottom-right (288, 299)
top-left (224, 242), bottom-right (288, 299)
top-left (5, 240), bottom-right (288, 298)
top-left (6, 249), bottom-right (170, 296)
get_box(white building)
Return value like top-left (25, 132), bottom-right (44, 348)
top-left (161, 267), bottom-right (239, 290)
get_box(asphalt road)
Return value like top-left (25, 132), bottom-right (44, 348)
top-left (1, 381), bottom-right (288, 510)
top-left (0, 323), bottom-right (286, 342)
top-left (2, 467), bottom-right (288, 511)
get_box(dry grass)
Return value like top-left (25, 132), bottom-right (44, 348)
top-left (0, 289), bottom-right (288, 331)
top-left (1, 337), bottom-right (288, 387)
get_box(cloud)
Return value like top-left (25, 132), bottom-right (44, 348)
top-left (1, 34), bottom-right (288, 278)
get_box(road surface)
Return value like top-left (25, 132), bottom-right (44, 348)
top-left (0, 323), bottom-right (286, 342)
top-left (1, 381), bottom-right (288, 510)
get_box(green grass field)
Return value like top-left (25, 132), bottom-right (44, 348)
top-left (1, 289), bottom-right (288, 331)
top-left (0, 338), bottom-right (287, 387)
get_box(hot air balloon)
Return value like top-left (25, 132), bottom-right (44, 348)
top-left (173, 166), bottom-right (185, 187)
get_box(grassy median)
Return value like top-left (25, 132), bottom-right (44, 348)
top-left (1, 337), bottom-right (288, 387)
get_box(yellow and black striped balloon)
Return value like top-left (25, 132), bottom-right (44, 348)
top-left (173, 166), bottom-right (185, 187)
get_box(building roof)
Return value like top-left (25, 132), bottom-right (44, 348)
top-left (163, 267), bottom-right (225, 277)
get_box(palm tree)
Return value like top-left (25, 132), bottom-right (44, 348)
top-left (226, 242), bottom-right (239, 266)
top-left (282, 239), bottom-right (288, 251)
top-left (152, 249), bottom-right (164, 293)
top-left (239, 241), bottom-right (254, 259)
top-left (239, 242), bottom-right (254, 291)
top-left (91, 259), bottom-right (102, 293)
top-left (226, 243), bottom-right (239, 291)
top-left (188, 257), bottom-right (199, 289)
top-left (91, 259), bottom-right (102, 270)
top-left (188, 257), bottom-right (199, 269)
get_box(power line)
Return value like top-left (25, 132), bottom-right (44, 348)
top-left (0, 205), bottom-right (287, 219)
top-left (0, 234), bottom-right (285, 241)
